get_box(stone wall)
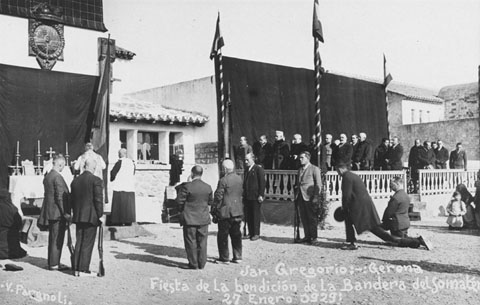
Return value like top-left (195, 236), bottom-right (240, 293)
top-left (134, 168), bottom-right (170, 205)
top-left (387, 91), bottom-right (480, 167)
top-left (390, 118), bottom-right (480, 167)
top-left (440, 83), bottom-right (479, 120)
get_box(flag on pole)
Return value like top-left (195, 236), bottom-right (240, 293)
top-left (383, 54), bottom-right (393, 87)
top-left (209, 13), bottom-right (228, 158)
top-left (91, 37), bottom-right (112, 202)
top-left (92, 37), bottom-right (112, 159)
top-left (312, 0), bottom-right (324, 42)
top-left (210, 13), bottom-right (225, 60)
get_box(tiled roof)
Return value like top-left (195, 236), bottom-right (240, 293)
top-left (327, 70), bottom-right (443, 103)
top-left (387, 82), bottom-right (443, 103)
top-left (438, 82), bottom-right (478, 101)
top-left (115, 45), bottom-right (136, 60)
top-left (110, 97), bottom-right (209, 125)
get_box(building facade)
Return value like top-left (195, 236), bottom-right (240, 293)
top-left (108, 77), bottom-right (218, 216)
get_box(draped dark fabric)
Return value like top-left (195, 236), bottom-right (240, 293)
top-left (223, 57), bottom-right (388, 156)
top-left (0, 0), bottom-right (107, 32)
top-left (0, 64), bottom-right (98, 188)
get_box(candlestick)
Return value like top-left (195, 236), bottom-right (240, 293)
top-left (35, 141), bottom-right (43, 175)
top-left (65, 142), bottom-right (70, 165)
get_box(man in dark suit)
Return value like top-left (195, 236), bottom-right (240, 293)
top-left (294, 151), bottom-right (322, 244)
top-left (374, 138), bottom-right (390, 170)
top-left (354, 133), bottom-right (373, 170)
top-left (38, 154), bottom-right (71, 270)
top-left (408, 139), bottom-right (422, 192)
top-left (449, 142), bottom-right (467, 170)
top-left (272, 130), bottom-right (290, 170)
top-left (332, 133), bottom-right (353, 169)
top-left (243, 153), bottom-right (265, 241)
top-left (290, 134), bottom-right (309, 170)
top-left (434, 140), bottom-right (449, 169)
top-left (253, 135), bottom-right (273, 169)
top-left (350, 134), bottom-right (360, 170)
top-left (71, 158), bottom-right (104, 277)
top-left (418, 141), bottom-right (435, 169)
top-left (336, 163), bottom-right (431, 251)
top-left (212, 159), bottom-right (243, 263)
top-left (176, 165), bottom-right (213, 269)
top-left (381, 176), bottom-right (410, 237)
top-left (387, 136), bottom-right (404, 170)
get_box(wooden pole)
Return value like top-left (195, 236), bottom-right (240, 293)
top-left (314, 37), bottom-right (322, 166)
top-left (224, 81), bottom-right (230, 159)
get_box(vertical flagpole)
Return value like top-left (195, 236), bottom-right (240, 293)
top-left (104, 35), bottom-right (111, 204)
top-left (314, 37), bottom-right (322, 166)
top-left (210, 13), bottom-right (227, 163)
top-left (383, 54), bottom-right (391, 140)
top-left (218, 50), bottom-right (229, 159)
top-left (224, 81), bottom-right (231, 159)
top-left (312, 0), bottom-right (324, 167)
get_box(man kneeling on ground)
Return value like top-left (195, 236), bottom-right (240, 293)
top-left (336, 163), bottom-right (432, 251)
top-left (381, 176), bottom-right (411, 237)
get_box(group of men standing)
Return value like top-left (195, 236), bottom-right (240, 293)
top-left (176, 153), bottom-right (266, 269)
top-left (38, 152), bottom-right (104, 276)
top-left (238, 131), bottom-right (395, 174)
top-left (235, 131), bottom-right (322, 171)
top-left (408, 140), bottom-right (467, 191)
top-left (408, 139), bottom-right (467, 170)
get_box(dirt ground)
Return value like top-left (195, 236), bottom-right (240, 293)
top-left (1, 218), bottom-right (479, 305)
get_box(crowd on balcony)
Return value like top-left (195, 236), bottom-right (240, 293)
top-left (234, 132), bottom-right (468, 175)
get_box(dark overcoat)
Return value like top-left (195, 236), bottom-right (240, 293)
top-left (213, 172), bottom-right (243, 219)
top-left (243, 164), bottom-right (266, 201)
top-left (38, 170), bottom-right (70, 227)
top-left (333, 143), bottom-right (353, 167)
top-left (388, 144), bottom-right (404, 170)
top-left (382, 189), bottom-right (410, 231)
top-left (341, 171), bottom-right (381, 234)
top-left (71, 171), bottom-right (103, 226)
top-left (176, 179), bottom-right (213, 226)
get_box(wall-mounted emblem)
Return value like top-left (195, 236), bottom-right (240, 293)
top-left (29, 19), bottom-right (65, 70)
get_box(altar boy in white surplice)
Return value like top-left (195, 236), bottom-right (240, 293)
top-left (109, 148), bottom-right (136, 226)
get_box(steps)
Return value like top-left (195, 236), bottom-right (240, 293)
top-left (408, 194), bottom-right (426, 221)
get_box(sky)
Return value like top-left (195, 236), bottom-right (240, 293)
top-left (102, 0), bottom-right (480, 97)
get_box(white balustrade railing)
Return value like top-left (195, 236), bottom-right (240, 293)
top-left (239, 169), bottom-right (406, 201)
top-left (238, 169), bottom-right (480, 201)
top-left (325, 170), bottom-right (406, 201)
top-left (418, 169), bottom-right (479, 196)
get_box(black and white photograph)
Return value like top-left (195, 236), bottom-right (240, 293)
top-left (0, 0), bottom-right (479, 304)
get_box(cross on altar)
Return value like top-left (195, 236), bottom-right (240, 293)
top-left (46, 147), bottom-right (56, 159)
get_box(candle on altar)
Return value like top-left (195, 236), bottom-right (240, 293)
top-left (37, 140), bottom-right (40, 153)
top-left (16, 141), bottom-right (19, 154)
top-left (66, 142), bottom-right (69, 155)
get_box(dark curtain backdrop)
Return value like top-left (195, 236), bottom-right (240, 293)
top-left (223, 57), bottom-right (388, 155)
top-left (0, 64), bottom-right (98, 188)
